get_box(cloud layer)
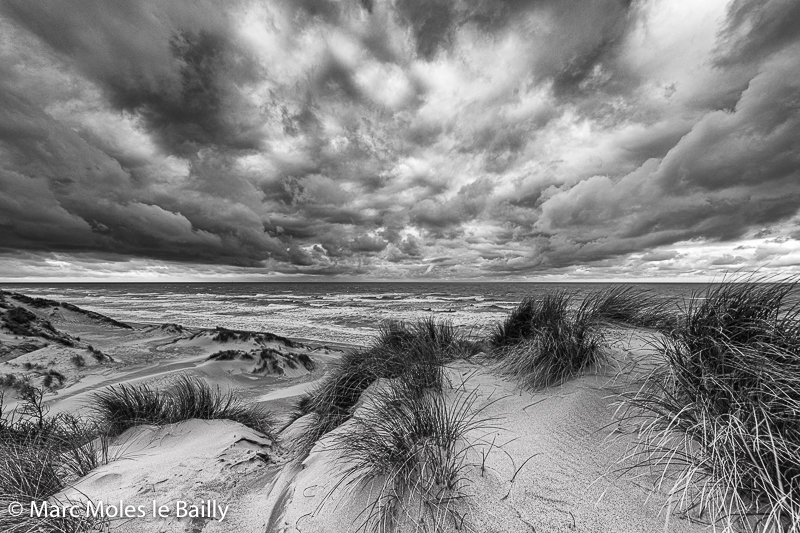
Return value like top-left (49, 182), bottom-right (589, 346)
top-left (1, 0), bottom-right (799, 280)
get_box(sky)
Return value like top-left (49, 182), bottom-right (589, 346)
top-left (0, 0), bottom-right (799, 282)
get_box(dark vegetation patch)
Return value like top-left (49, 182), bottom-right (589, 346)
top-left (1, 293), bottom-right (60, 309)
top-left (285, 318), bottom-right (471, 461)
top-left (210, 326), bottom-right (295, 347)
top-left (250, 349), bottom-right (316, 375)
top-left (1, 291), bottom-right (132, 329)
top-left (207, 349), bottom-right (252, 361)
top-left (489, 287), bottom-right (671, 389)
top-left (160, 323), bottom-right (185, 333)
top-left (0, 373), bottom-right (35, 398)
top-left (297, 353), bottom-right (315, 371)
top-left (206, 349), bottom-right (313, 375)
top-left (2, 306), bottom-right (40, 337)
top-left (620, 276), bottom-right (800, 531)
top-left (87, 345), bottom-right (112, 362)
top-left (3, 368), bottom-right (66, 392)
top-left (253, 349), bottom-right (284, 375)
top-left (41, 370), bottom-right (65, 389)
top-left (1, 305), bottom-right (76, 346)
top-left (0, 341), bottom-right (46, 360)
top-left (91, 375), bottom-right (275, 439)
top-left (0, 388), bottom-right (110, 532)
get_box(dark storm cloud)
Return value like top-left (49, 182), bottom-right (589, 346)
top-left (528, 48), bottom-right (800, 270)
top-left (715, 0), bottom-right (800, 66)
top-left (0, 81), bottom-right (286, 266)
top-left (1, 0), bottom-right (264, 155)
top-left (394, 0), bottom-right (456, 59)
top-left (2, 0), bottom-right (800, 279)
top-left (410, 179), bottom-right (492, 235)
top-left (392, 0), bottom-right (637, 94)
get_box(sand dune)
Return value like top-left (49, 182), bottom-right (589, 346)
top-left (59, 419), bottom-right (279, 533)
top-left (264, 358), bottom-right (707, 533)
top-left (0, 291), bottom-right (330, 415)
top-left (1, 292), bottom-right (716, 532)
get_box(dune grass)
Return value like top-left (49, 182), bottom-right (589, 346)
top-left (672, 275), bottom-right (800, 348)
top-left (285, 318), bottom-right (470, 460)
top-left (91, 375), bottom-right (275, 439)
top-left (328, 382), bottom-right (494, 532)
top-left (495, 321), bottom-right (606, 389)
top-left (1, 376), bottom-right (273, 531)
top-left (91, 381), bottom-right (167, 436)
top-left (490, 287), bottom-right (669, 349)
top-left (0, 440), bottom-right (106, 533)
top-left (489, 291), bottom-right (570, 349)
top-left (490, 287), bottom-right (672, 389)
top-left (491, 290), bottom-right (604, 388)
top-left (0, 390), bottom-right (109, 533)
top-left (282, 318), bottom-right (494, 530)
top-left (620, 276), bottom-right (800, 532)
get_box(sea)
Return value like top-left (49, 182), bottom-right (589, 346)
top-left (0, 282), bottom-right (710, 346)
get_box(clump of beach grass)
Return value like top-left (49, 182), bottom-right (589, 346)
top-left (327, 381), bottom-right (495, 533)
top-left (90, 381), bottom-right (167, 436)
top-left (495, 321), bottom-right (606, 389)
top-left (490, 290), bottom-right (603, 388)
top-left (285, 318), bottom-right (470, 460)
top-left (619, 275), bottom-right (800, 532)
top-left (0, 440), bottom-right (105, 533)
top-left (3, 376), bottom-right (274, 532)
top-left (671, 274), bottom-right (800, 348)
top-left (490, 286), bottom-right (672, 389)
top-left (91, 375), bottom-right (275, 439)
top-left (0, 389), bottom-right (109, 533)
top-left (489, 291), bottom-right (570, 349)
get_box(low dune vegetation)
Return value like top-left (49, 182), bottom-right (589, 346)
top-left (0, 389), bottom-right (109, 533)
top-left (1, 375), bottom-right (276, 533)
top-left (620, 276), bottom-right (800, 532)
top-left (489, 286), bottom-right (668, 351)
top-left (1, 305), bottom-right (78, 347)
top-left (1, 291), bottom-right (133, 330)
top-left (0, 373), bottom-right (35, 397)
top-left (284, 318), bottom-right (478, 460)
top-left (284, 317), bottom-right (493, 532)
top-left (92, 375), bottom-right (275, 439)
top-left (329, 384), bottom-right (494, 533)
top-left (211, 326), bottom-right (295, 347)
top-left (580, 285), bottom-right (673, 330)
top-left (488, 287), bottom-right (668, 389)
top-left (484, 279), bottom-right (799, 530)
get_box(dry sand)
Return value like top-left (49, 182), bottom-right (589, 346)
top-left (60, 419), bottom-right (279, 533)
